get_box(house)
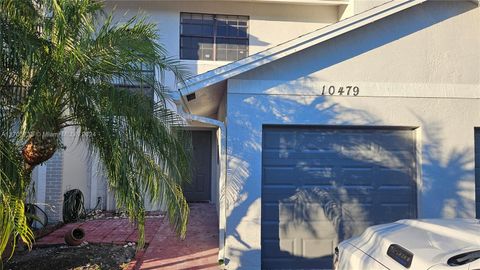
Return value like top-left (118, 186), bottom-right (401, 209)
top-left (31, 0), bottom-right (480, 269)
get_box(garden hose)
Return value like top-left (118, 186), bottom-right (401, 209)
top-left (25, 203), bottom-right (49, 228)
top-left (62, 189), bottom-right (87, 223)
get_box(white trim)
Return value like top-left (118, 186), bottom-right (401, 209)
top-left (35, 164), bottom-right (47, 212)
top-left (211, 130), bottom-right (218, 205)
top-left (108, 0), bottom-right (349, 5)
top-left (183, 114), bottom-right (227, 265)
top-left (228, 79), bottom-right (480, 99)
top-left (415, 127), bottom-right (423, 218)
top-left (179, 0), bottom-right (427, 96)
top-left (181, 59), bottom-right (233, 66)
top-left (89, 154), bottom-right (99, 209)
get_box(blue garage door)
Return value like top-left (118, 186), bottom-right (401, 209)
top-left (261, 126), bottom-right (417, 269)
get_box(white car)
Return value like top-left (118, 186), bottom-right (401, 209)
top-left (334, 219), bottom-right (480, 270)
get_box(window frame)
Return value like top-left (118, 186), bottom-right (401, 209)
top-left (179, 12), bottom-right (249, 61)
top-left (112, 62), bottom-right (155, 103)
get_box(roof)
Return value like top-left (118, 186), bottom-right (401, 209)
top-left (179, 0), bottom-right (431, 96)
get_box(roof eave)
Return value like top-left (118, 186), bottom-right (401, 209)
top-left (178, 0), bottom-right (428, 97)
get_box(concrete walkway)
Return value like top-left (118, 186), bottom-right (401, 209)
top-left (35, 203), bottom-right (219, 270)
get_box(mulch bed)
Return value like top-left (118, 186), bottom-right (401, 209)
top-left (3, 243), bottom-right (136, 270)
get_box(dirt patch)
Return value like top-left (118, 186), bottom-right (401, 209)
top-left (3, 244), bottom-right (136, 270)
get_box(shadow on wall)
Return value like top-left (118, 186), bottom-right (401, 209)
top-left (226, 95), bottom-right (474, 269)
top-left (223, 2), bottom-right (477, 269)
top-left (261, 124), bottom-right (418, 269)
top-left (416, 115), bottom-right (475, 219)
top-left (235, 1), bottom-right (476, 83)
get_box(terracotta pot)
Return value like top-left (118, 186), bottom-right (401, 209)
top-left (64, 227), bottom-right (85, 246)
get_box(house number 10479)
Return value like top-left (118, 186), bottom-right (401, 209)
top-left (321, 85), bottom-right (360, 96)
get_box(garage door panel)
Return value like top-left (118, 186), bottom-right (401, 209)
top-left (343, 168), bottom-right (374, 186)
top-left (377, 187), bottom-right (416, 203)
top-left (341, 203), bottom-right (373, 219)
top-left (264, 201), bottom-right (338, 223)
top-left (262, 222), bottom-right (280, 239)
top-left (262, 126), bottom-right (417, 270)
top-left (262, 186), bottom-right (296, 202)
top-left (262, 223), bottom-right (337, 240)
top-left (262, 150), bottom-right (298, 164)
top-left (342, 221), bottom-right (374, 239)
top-left (263, 166), bottom-right (297, 184)
top-left (378, 168), bottom-right (414, 186)
top-left (264, 166), bottom-right (337, 185)
top-left (262, 239), bottom-right (295, 258)
top-left (298, 133), bottom-right (366, 150)
top-left (262, 258), bottom-right (334, 270)
top-left (283, 188), bottom-right (343, 204)
top-left (295, 257), bottom-right (334, 269)
top-left (339, 187), bottom-right (375, 203)
top-left (301, 174), bottom-right (336, 185)
top-left (265, 201), bottom-right (344, 222)
top-left (370, 132), bottom-right (415, 150)
top-left (297, 133), bottom-right (338, 150)
top-left (302, 239), bottom-right (335, 258)
top-left (378, 204), bottom-right (414, 220)
top-left (377, 156), bottom-right (415, 166)
top-left (263, 151), bottom-right (343, 165)
top-left (264, 154), bottom-right (386, 167)
top-left (297, 203), bottom-right (341, 222)
top-left (280, 221), bottom-right (337, 239)
top-left (375, 155), bottom-right (416, 170)
top-left (263, 132), bottom-right (296, 150)
top-left (292, 160), bottom-right (377, 171)
top-left (263, 203), bottom-right (288, 221)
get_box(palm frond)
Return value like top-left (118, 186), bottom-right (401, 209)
top-left (70, 84), bottom-right (191, 241)
top-left (0, 0), bottom-right (192, 257)
top-left (0, 136), bottom-right (34, 260)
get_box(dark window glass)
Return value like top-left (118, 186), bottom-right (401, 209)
top-left (112, 62), bottom-right (155, 102)
top-left (180, 12), bottom-right (249, 61)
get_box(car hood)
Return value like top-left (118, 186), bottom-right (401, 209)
top-left (346, 219), bottom-right (480, 269)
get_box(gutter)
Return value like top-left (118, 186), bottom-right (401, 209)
top-left (182, 113), bottom-right (227, 265)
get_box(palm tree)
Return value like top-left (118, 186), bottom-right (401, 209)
top-left (0, 0), bottom-right (191, 258)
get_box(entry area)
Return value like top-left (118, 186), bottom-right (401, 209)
top-left (261, 126), bottom-right (418, 269)
top-left (183, 130), bottom-right (213, 202)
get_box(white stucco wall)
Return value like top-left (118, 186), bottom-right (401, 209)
top-left (61, 128), bottom-right (92, 208)
top-left (105, 1), bottom-right (339, 87)
top-left (224, 1), bottom-right (480, 269)
top-left (353, 0), bottom-right (391, 14)
top-left (339, 0), bottom-right (391, 20)
top-left (56, 0), bottom-right (339, 215)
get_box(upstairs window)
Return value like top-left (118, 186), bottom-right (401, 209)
top-left (112, 62), bottom-right (155, 101)
top-left (180, 12), bottom-right (249, 61)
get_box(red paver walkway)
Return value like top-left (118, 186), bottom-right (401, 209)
top-left (35, 203), bottom-right (219, 270)
top-left (35, 216), bottom-right (163, 245)
top-left (136, 203), bottom-right (219, 270)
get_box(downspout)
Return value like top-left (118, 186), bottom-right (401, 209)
top-left (183, 113), bottom-right (227, 265)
